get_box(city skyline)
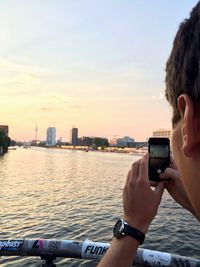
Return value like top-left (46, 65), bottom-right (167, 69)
top-left (11, 124), bottom-right (170, 144)
top-left (0, 1), bottom-right (198, 141)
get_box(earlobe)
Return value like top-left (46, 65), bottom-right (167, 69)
top-left (177, 94), bottom-right (198, 157)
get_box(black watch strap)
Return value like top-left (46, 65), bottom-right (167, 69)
top-left (124, 222), bottom-right (145, 245)
top-left (113, 219), bottom-right (145, 245)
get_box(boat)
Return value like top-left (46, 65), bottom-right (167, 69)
top-left (8, 147), bottom-right (17, 150)
top-left (23, 145), bottom-right (31, 149)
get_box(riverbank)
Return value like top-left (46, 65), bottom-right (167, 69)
top-left (55, 145), bottom-right (147, 156)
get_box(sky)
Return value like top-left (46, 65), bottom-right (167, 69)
top-left (0, 0), bottom-right (198, 142)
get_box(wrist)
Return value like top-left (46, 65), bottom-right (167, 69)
top-left (113, 219), bottom-right (145, 245)
top-left (113, 234), bottom-right (140, 246)
top-left (123, 217), bottom-right (150, 234)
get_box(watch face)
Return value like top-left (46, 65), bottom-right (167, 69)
top-left (113, 219), bottom-right (124, 238)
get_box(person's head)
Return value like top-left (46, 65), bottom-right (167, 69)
top-left (166, 1), bottom-right (200, 126)
top-left (165, 1), bottom-right (200, 218)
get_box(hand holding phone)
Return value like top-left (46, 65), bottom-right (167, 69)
top-left (148, 137), bottom-right (170, 181)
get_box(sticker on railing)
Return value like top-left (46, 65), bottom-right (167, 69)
top-left (143, 249), bottom-right (171, 266)
top-left (32, 239), bottom-right (45, 250)
top-left (0, 240), bottom-right (23, 251)
top-left (48, 240), bottom-right (61, 250)
top-left (82, 239), bottom-right (110, 259)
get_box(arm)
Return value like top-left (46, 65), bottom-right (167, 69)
top-left (159, 156), bottom-right (199, 220)
top-left (97, 237), bottom-right (140, 267)
top-left (98, 153), bottom-right (164, 267)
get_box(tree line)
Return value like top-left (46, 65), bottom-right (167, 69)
top-left (0, 130), bottom-right (11, 154)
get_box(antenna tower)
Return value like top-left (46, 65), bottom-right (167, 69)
top-left (35, 122), bottom-right (38, 142)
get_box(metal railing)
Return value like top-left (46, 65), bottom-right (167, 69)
top-left (0, 238), bottom-right (199, 267)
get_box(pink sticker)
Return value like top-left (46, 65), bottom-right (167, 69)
top-left (39, 240), bottom-right (44, 250)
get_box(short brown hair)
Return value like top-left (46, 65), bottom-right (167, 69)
top-left (165, 1), bottom-right (200, 126)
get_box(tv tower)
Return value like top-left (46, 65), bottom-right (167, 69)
top-left (35, 122), bottom-right (38, 142)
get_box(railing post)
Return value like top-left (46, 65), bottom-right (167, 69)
top-left (41, 252), bottom-right (57, 267)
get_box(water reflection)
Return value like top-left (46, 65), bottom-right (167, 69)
top-left (0, 147), bottom-right (199, 266)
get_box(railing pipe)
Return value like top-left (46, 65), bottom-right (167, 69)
top-left (0, 239), bottom-right (199, 267)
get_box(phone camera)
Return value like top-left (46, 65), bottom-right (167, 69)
top-left (157, 169), bottom-right (162, 174)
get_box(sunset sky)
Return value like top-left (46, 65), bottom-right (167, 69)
top-left (0, 0), bottom-right (198, 142)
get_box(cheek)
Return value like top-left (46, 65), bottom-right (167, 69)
top-left (171, 128), bottom-right (181, 163)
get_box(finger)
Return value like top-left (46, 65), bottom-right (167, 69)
top-left (150, 181), bottom-right (159, 187)
top-left (159, 167), bottom-right (179, 180)
top-left (154, 181), bottom-right (165, 197)
top-left (128, 159), bottom-right (140, 183)
top-left (138, 153), bottom-right (149, 181)
top-left (125, 169), bottom-right (131, 185)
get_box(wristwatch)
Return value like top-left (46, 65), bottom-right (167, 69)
top-left (113, 219), bottom-right (145, 245)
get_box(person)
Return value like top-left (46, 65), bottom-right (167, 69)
top-left (98, 1), bottom-right (200, 266)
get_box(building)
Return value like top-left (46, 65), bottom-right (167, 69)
top-left (0, 125), bottom-right (9, 136)
top-left (116, 136), bottom-right (135, 147)
top-left (109, 138), bottom-right (117, 146)
top-left (79, 136), bottom-right (93, 146)
top-left (152, 129), bottom-right (171, 139)
top-left (71, 128), bottom-right (78, 146)
top-left (132, 142), bottom-right (147, 148)
top-left (46, 127), bottom-right (56, 147)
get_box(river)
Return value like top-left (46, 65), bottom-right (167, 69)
top-left (0, 147), bottom-right (199, 266)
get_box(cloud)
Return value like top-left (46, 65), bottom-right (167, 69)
top-left (40, 101), bottom-right (85, 113)
top-left (0, 58), bottom-right (44, 73)
top-left (159, 92), bottom-right (165, 100)
top-left (69, 104), bottom-right (85, 110)
top-left (118, 65), bottom-right (153, 81)
top-left (0, 58), bottom-right (44, 96)
top-left (151, 92), bottom-right (165, 100)
top-left (41, 107), bottom-right (56, 112)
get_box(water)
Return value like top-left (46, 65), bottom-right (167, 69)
top-left (0, 147), bottom-right (199, 266)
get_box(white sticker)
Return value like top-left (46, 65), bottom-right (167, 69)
top-left (82, 239), bottom-right (110, 259)
top-left (143, 249), bottom-right (171, 266)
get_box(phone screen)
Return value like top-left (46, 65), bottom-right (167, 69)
top-left (148, 138), bottom-right (170, 181)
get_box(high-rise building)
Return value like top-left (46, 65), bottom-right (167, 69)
top-left (46, 127), bottom-right (56, 147)
top-left (116, 136), bottom-right (135, 147)
top-left (71, 128), bottom-right (78, 146)
top-left (152, 129), bottom-right (171, 139)
top-left (0, 125), bottom-right (9, 136)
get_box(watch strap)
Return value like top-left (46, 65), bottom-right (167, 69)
top-left (124, 222), bottom-right (145, 245)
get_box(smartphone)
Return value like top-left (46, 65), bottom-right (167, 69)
top-left (148, 137), bottom-right (170, 181)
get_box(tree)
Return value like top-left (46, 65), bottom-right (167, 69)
top-left (92, 137), bottom-right (109, 148)
top-left (0, 130), bottom-right (11, 153)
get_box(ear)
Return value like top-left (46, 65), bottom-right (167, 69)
top-left (177, 94), bottom-right (200, 157)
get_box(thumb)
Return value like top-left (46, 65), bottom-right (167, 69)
top-left (160, 168), bottom-right (179, 180)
